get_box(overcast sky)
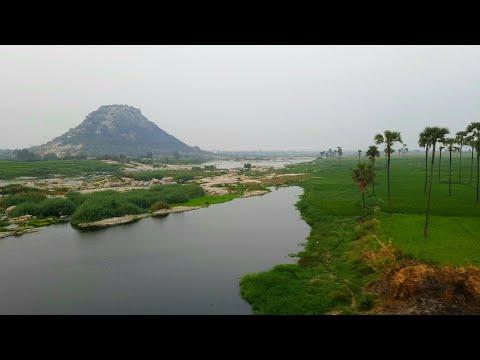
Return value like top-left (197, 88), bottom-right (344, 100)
top-left (1, 45), bottom-right (480, 152)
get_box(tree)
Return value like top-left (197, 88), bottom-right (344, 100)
top-left (352, 163), bottom-right (375, 209)
top-left (15, 149), bottom-right (41, 161)
top-left (172, 150), bottom-right (181, 160)
top-left (422, 126), bottom-right (449, 238)
top-left (398, 148), bottom-right (402, 158)
top-left (456, 131), bottom-right (468, 184)
top-left (465, 135), bottom-right (475, 184)
top-left (418, 129), bottom-right (431, 193)
top-left (337, 147), bottom-right (342, 162)
top-left (438, 146), bottom-right (444, 182)
top-left (357, 149), bottom-right (362, 162)
top-left (443, 138), bottom-right (458, 196)
top-left (466, 122), bottom-right (480, 202)
top-left (366, 145), bottom-right (380, 195)
top-left (244, 163), bottom-right (252, 171)
top-left (374, 130), bottom-right (402, 212)
top-left (405, 147), bottom-right (409, 158)
top-left (43, 152), bottom-right (59, 160)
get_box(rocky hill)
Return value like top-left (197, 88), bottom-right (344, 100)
top-left (32, 105), bottom-right (207, 157)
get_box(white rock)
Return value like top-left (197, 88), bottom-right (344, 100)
top-left (5, 205), bottom-right (16, 213)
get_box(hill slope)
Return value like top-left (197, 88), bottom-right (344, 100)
top-left (32, 105), bottom-right (206, 157)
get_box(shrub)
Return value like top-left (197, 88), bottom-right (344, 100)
top-left (0, 184), bottom-right (43, 195)
top-left (9, 202), bottom-right (42, 217)
top-left (0, 192), bottom-right (47, 208)
top-left (39, 198), bottom-right (76, 216)
top-left (176, 175), bottom-right (195, 183)
top-left (150, 201), bottom-right (170, 211)
top-left (71, 199), bottom-right (142, 225)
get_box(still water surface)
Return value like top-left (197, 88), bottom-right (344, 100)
top-left (0, 186), bottom-right (309, 314)
top-left (202, 157), bottom-right (315, 169)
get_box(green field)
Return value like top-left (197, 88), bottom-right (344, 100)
top-left (240, 153), bottom-right (480, 314)
top-left (0, 160), bottom-right (122, 180)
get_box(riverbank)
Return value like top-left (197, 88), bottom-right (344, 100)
top-left (240, 157), bottom-right (480, 314)
top-left (0, 159), bottom-right (301, 236)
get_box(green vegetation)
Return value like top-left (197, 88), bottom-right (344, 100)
top-left (0, 160), bottom-right (122, 180)
top-left (9, 198), bottom-right (76, 218)
top-left (69, 184), bottom-right (205, 226)
top-left (172, 193), bottom-right (241, 207)
top-left (241, 152), bottom-right (480, 314)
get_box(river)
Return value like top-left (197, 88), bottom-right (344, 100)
top-left (0, 186), bottom-right (309, 314)
top-left (202, 157), bottom-right (316, 169)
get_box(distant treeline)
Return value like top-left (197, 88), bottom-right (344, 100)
top-left (9, 149), bottom-right (211, 164)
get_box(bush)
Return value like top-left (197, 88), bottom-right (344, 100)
top-left (0, 184), bottom-right (43, 195)
top-left (150, 201), bottom-right (170, 211)
top-left (0, 192), bottom-right (47, 208)
top-left (9, 202), bottom-right (42, 217)
top-left (176, 175), bottom-right (195, 183)
top-left (39, 198), bottom-right (76, 216)
top-left (71, 199), bottom-right (142, 225)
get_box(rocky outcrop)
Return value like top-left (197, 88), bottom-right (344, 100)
top-left (77, 214), bottom-right (150, 228)
top-left (152, 206), bottom-right (203, 217)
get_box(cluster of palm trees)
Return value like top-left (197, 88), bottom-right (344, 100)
top-left (419, 123), bottom-right (480, 237)
top-left (419, 124), bottom-right (480, 199)
top-left (350, 124), bottom-right (480, 238)
top-left (319, 147), bottom-right (343, 160)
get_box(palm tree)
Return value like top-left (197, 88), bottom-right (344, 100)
top-left (438, 146), bottom-right (444, 182)
top-left (375, 130), bottom-right (402, 212)
top-left (456, 131), bottom-right (467, 184)
top-left (357, 149), bottom-right (362, 162)
top-left (366, 145), bottom-right (380, 195)
top-left (405, 148), bottom-right (409, 158)
top-left (418, 130), bottom-right (431, 193)
top-left (422, 126), bottom-right (449, 238)
top-left (337, 147), bottom-right (343, 162)
top-left (402, 144), bottom-right (407, 158)
top-left (444, 138), bottom-right (458, 196)
top-left (352, 163), bottom-right (375, 209)
top-left (398, 148), bottom-right (402, 158)
top-left (467, 122), bottom-right (480, 201)
top-left (465, 135), bottom-right (474, 183)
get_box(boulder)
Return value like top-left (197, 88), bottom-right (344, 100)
top-left (5, 205), bottom-right (16, 214)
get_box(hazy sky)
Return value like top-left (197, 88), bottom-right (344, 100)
top-left (1, 45), bottom-right (480, 152)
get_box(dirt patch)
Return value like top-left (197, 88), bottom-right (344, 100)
top-left (372, 263), bottom-right (480, 314)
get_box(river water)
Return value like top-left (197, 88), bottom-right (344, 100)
top-left (202, 157), bottom-right (316, 169)
top-left (0, 186), bottom-right (309, 314)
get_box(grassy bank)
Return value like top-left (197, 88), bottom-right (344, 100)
top-left (0, 183), bottom-right (207, 229)
top-left (240, 155), bottom-right (480, 314)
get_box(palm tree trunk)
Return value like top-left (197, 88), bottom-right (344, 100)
top-left (477, 152), bottom-right (479, 202)
top-left (424, 147), bottom-right (429, 193)
top-left (471, 147), bottom-right (474, 184)
top-left (424, 142), bottom-right (437, 238)
top-left (438, 150), bottom-right (442, 182)
top-left (449, 149), bottom-right (452, 196)
top-left (372, 160), bottom-right (376, 195)
top-left (387, 149), bottom-right (391, 212)
top-left (459, 144), bottom-right (463, 183)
